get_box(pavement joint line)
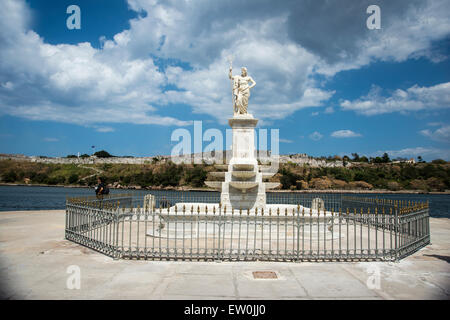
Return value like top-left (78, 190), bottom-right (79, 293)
top-left (287, 266), bottom-right (311, 298)
top-left (232, 265), bottom-right (240, 299)
top-left (340, 263), bottom-right (394, 300)
top-left (153, 264), bottom-right (179, 299)
top-left (395, 265), bottom-right (450, 297)
top-left (422, 279), bottom-right (450, 297)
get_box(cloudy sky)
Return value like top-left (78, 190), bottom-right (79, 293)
top-left (0, 0), bottom-right (449, 160)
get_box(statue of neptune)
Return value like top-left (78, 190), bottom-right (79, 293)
top-left (228, 66), bottom-right (256, 115)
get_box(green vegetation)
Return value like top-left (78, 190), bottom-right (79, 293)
top-left (0, 159), bottom-right (448, 192)
top-left (0, 160), bottom-right (209, 189)
top-left (277, 162), bottom-right (450, 191)
top-left (94, 150), bottom-right (113, 158)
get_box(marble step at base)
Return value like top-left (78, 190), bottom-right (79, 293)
top-left (231, 171), bottom-right (256, 179)
top-left (233, 164), bottom-right (254, 171)
top-left (204, 181), bottom-right (222, 190)
top-left (264, 182), bottom-right (280, 190)
top-left (262, 172), bottom-right (277, 179)
top-left (146, 221), bottom-right (341, 241)
top-left (208, 172), bottom-right (226, 179)
top-left (229, 181), bottom-right (259, 190)
top-left (156, 203), bottom-right (338, 216)
top-left (214, 164), bottom-right (228, 170)
top-left (259, 165), bottom-right (277, 172)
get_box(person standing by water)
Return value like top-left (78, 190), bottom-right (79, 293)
top-left (95, 176), bottom-right (109, 198)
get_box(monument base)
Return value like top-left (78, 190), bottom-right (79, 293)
top-left (146, 203), bottom-right (341, 241)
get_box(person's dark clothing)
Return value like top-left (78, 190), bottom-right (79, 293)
top-left (95, 182), bottom-right (107, 195)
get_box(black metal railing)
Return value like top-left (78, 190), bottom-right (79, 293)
top-left (65, 193), bottom-right (430, 262)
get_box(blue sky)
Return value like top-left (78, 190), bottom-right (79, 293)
top-left (0, 0), bottom-right (449, 161)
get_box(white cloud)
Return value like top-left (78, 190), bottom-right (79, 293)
top-left (309, 131), bottom-right (323, 141)
top-left (279, 138), bottom-right (293, 143)
top-left (0, 0), bottom-right (189, 127)
top-left (314, 0), bottom-right (450, 75)
top-left (340, 82), bottom-right (450, 115)
top-left (43, 137), bottom-right (58, 142)
top-left (420, 125), bottom-right (450, 142)
top-left (1, 81), bottom-right (13, 90)
top-left (0, 0), bottom-right (449, 129)
top-left (311, 112), bottom-right (319, 116)
top-left (324, 107), bottom-right (334, 114)
top-left (375, 147), bottom-right (450, 160)
top-left (95, 126), bottom-right (115, 133)
top-left (426, 122), bottom-right (444, 126)
top-left (331, 130), bottom-right (362, 138)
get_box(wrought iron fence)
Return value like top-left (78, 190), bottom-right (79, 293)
top-left (65, 192), bottom-right (430, 262)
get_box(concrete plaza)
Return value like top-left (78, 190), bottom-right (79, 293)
top-left (0, 210), bottom-right (448, 299)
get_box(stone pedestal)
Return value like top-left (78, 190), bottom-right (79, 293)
top-left (204, 114), bottom-right (279, 211)
top-left (220, 114), bottom-right (266, 211)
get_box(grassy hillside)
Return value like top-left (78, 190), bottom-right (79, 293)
top-left (276, 162), bottom-right (450, 192)
top-left (0, 159), bottom-right (449, 192)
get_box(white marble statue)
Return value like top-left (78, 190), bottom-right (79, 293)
top-left (228, 66), bottom-right (256, 115)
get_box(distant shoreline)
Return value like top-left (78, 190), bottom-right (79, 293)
top-left (1, 183), bottom-right (449, 195)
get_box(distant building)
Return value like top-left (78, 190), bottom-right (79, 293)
top-left (392, 158), bottom-right (416, 164)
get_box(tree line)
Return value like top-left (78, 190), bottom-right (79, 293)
top-left (0, 158), bottom-right (448, 192)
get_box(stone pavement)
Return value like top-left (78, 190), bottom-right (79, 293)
top-left (0, 210), bottom-right (448, 300)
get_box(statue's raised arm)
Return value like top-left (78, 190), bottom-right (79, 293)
top-left (229, 66), bottom-right (255, 115)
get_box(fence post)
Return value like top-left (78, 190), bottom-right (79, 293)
top-left (65, 200), bottom-right (69, 240)
top-left (394, 206), bottom-right (399, 261)
top-left (426, 201), bottom-right (431, 245)
top-left (296, 204), bottom-right (300, 262)
top-left (216, 205), bottom-right (222, 263)
top-left (114, 203), bottom-right (120, 260)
